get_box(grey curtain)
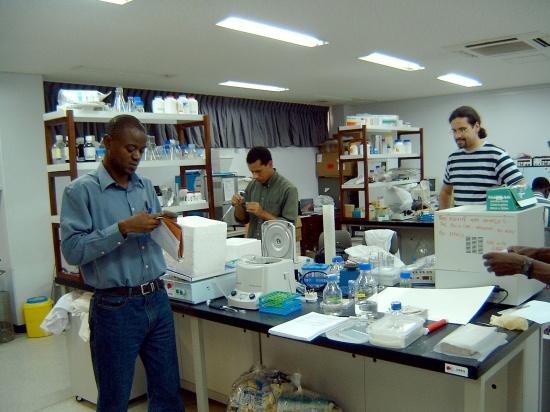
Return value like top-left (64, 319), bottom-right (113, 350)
top-left (43, 82), bottom-right (328, 148)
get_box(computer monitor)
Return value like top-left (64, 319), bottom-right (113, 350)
top-left (299, 198), bottom-right (314, 215)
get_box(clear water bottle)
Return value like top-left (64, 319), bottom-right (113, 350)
top-left (400, 271), bottom-right (412, 288)
top-left (113, 87), bottom-right (126, 112)
top-left (84, 135), bottom-right (96, 162)
top-left (169, 139), bottom-right (181, 160)
top-left (51, 135), bottom-right (66, 164)
top-left (355, 262), bottom-right (378, 320)
top-left (96, 137), bottom-right (106, 161)
top-left (323, 274), bottom-right (342, 306)
top-left (188, 143), bottom-right (197, 158)
top-left (332, 256), bottom-right (344, 274)
top-left (126, 96), bottom-right (135, 112)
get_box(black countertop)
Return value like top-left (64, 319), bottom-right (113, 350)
top-left (56, 276), bottom-right (545, 380)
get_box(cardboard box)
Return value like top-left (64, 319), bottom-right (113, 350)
top-left (344, 204), bottom-right (355, 218)
top-left (318, 140), bottom-right (339, 153)
top-left (486, 187), bottom-right (537, 211)
top-left (316, 152), bottom-right (355, 177)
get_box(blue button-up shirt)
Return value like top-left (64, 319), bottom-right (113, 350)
top-left (60, 163), bottom-right (165, 289)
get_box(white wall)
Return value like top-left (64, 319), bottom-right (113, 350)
top-left (336, 84), bottom-right (550, 189)
top-left (213, 147), bottom-right (319, 200)
top-left (0, 72), bottom-right (53, 325)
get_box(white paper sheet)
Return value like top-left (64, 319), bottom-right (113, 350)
top-left (370, 286), bottom-right (494, 324)
top-left (151, 221), bottom-right (180, 260)
top-left (268, 312), bottom-right (348, 341)
top-left (498, 300), bottom-right (550, 324)
top-left (223, 179), bottom-right (235, 202)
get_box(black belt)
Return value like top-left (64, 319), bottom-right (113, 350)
top-left (97, 278), bottom-right (164, 296)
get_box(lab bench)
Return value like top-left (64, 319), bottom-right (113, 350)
top-left (55, 276), bottom-right (545, 412)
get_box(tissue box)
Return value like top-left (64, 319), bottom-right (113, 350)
top-left (486, 186), bottom-right (537, 211)
top-left (226, 238), bottom-right (261, 261)
top-left (177, 216), bottom-right (227, 277)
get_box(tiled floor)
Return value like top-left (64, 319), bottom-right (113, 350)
top-left (0, 333), bottom-right (225, 411)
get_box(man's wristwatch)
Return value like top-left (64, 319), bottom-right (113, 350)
top-left (522, 257), bottom-right (535, 279)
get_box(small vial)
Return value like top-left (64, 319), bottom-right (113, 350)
top-left (400, 271), bottom-right (412, 288)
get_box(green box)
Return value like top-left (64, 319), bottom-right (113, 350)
top-left (486, 186), bottom-right (537, 211)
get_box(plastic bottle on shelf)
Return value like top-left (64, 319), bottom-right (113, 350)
top-left (84, 135), bottom-right (96, 162)
top-left (187, 96), bottom-right (199, 114)
top-left (76, 137), bottom-right (85, 162)
top-left (63, 136), bottom-right (70, 162)
top-left (96, 137), bottom-right (106, 161)
top-left (133, 96), bottom-right (145, 112)
top-left (164, 96), bottom-right (178, 114)
top-left (177, 95), bottom-right (189, 114)
top-left (126, 96), bottom-right (135, 112)
top-left (112, 87), bottom-right (126, 112)
top-left (403, 139), bottom-right (412, 154)
top-left (399, 271), bottom-right (412, 288)
top-left (188, 143), bottom-right (197, 158)
top-left (51, 135), bottom-right (66, 164)
top-left (394, 139), bottom-right (404, 154)
top-left (152, 96), bottom-right (165, 113)
top-left (354, 262), bottom-right (378, 320)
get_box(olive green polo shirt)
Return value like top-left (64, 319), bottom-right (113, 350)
top-left (241, 171), bottom-right (298, 240)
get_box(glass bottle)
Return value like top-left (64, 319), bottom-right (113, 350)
top-left (323, 274), bottom-right (343, 306)
top-left (84, 135), bottom-right (96, 162)
top-left (76, 137), bottom-right (85, 162)
top-left (51, 135), bottom-right (66, 164)
top-left (400, 271), bottom-right (412, 288)
top-left (63, 136), bottom-right (70, 163)
top-left (113, 87), bottom-right (126, 112)
top-left (355, 262), bottom-right (378, 320)
top-left (390, 301), bottom-right (402, 328)
top-left (96, 137), bottom-right (106, 161)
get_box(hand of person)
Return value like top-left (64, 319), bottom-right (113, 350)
top-left (245, 201), bottom-right (263, 216)
top-left (161, 210), bottom-right (178, 221)
top-left (507, 246), bottom-right (538, 258)
top-left (119, 212), bottom-right (162, 235)
top-left (231, 193), bottom-right (245, 207)
top-left (482, 252), bottom-right (526, 276)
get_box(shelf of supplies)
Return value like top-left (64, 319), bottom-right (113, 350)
top-left (163, 201), bottom-right (209, 213)
top-left (340, 153), bottom-right (420, 160)
top-left (341, 179), bottom-right (420, 190)
top-left (43, 110), bottom-right (204, 125)
top-left (338, 125), bottom-right (421, 133)
top-left (46, 159), bottom-right (206, 173)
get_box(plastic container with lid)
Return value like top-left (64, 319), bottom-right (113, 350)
top-left (403, 139), bottom-right (412, 154)
top-left (394, 139), bottom-right (404, 154)
top-left (400, 271), bottom-right (412, 288)
top-left (23, 296), bottom-right (53, 338)
top-left (152, 96), bottom-right (165, 113)
top-left (164, 96), bottom-right (178, 114)
top-left (367, 303), bottom-right (424, 349)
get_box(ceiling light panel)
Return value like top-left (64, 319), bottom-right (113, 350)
top-left (216, 17), bottom-right (327, 47)
top-left (437, 73), bottom-right (482, 87)
top-left (98, 0), bottom-right (133, 4)
top-left (358, 52), bottom-right (425, 71)
top-left (219, 81), bottom-right (289, 92)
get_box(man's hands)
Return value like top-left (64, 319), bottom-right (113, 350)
top-left (231, 192), bottom-right (245, 208)
top-left (482, 252), bottom-right (526, 276)
top-left (507, 246), bottom-right (538, 258)
top-left (245, 201), bottom-right (263, 216)
top-left (119, 212), bottom-right (162, 236)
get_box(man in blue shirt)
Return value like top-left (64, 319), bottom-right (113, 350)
top-left (61, 115), bottom-right (184, 411)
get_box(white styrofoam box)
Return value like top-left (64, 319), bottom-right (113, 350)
top-left (177, 216), bottom-right (227, 277)
top-left (225, 238), bottom-right (261, 262)
top-left (435, 205), bottom-right (545, 305)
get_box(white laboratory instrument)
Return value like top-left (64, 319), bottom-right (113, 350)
top-left (435, 205), bottom-right (545, 305)
top-left (385, 185), bottom-right (414, 220)
top-left (162, 271), bottom-right (236, 304)
top-left (226, 256), bottom-right (296, 310)
top-left (261, 220), bottom-right (297, 262)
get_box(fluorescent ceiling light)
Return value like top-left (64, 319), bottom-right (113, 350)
top-left (216, 17), bottom-right (327, 47)
top-left (98, 0), bottom-right (133, 4)
top-left (358, 52), bottom-right (425, 71)
top-left (219, 81), bottom-right (289, 92)
top-left (437, 73), bottom-right (482, 87)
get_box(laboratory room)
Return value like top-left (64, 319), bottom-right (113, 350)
top-left (2, 1), bottom-right (550, 412)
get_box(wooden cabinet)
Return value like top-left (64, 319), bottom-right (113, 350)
top-left (335, 125), bottom-right (424, 225)
top-left (43, 109), bottom-right (215, 282)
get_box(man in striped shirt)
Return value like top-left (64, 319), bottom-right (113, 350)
top-left (439, 106), bottom-right (525, 209)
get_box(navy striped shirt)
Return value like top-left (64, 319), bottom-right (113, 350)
top-left (443, 143), bottom-right (524, 206)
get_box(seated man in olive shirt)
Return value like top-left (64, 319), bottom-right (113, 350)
top-left (231, 146), bottom-right (298, 240)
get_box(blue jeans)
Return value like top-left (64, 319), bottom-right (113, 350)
top-left (89, 288), bottom-right (184, 412)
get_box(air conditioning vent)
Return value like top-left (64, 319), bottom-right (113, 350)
top-left (448, 32), bottom-right (550, 59)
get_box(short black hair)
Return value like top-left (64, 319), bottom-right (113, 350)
top-left (449, 106), bottom-right (487, 139)
top-left (246, 146), bottom-right (272, 165)
top-left (106, 114), bottom-right (146, 138)
top-left (532, 177), bottom-right (550, 191)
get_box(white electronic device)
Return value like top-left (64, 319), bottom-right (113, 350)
top-left (226, 256), bottom-right (296, 310)
top-left (261, 220), bottom-right (297, 262)
top-left (162, 271), bottom-right (236, 304)
top-left (435, 205), bottom-right (545, 305)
